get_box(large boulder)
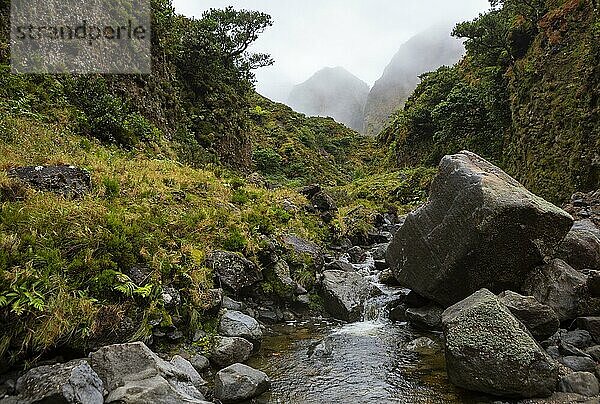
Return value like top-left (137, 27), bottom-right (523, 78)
top-left (556, 223), bottom-right (600, 271)
top-left (522, 259), bottom-right (588, 321)
top-left (218, 310), bottom-right (263, 345)
top-left (576, 317), bottom-right (600, 343)
top-left (498, 291), bottom-right (560, 340)
top-left (12, 360), bottom-right (103, 404)
top-left (209, 336), bottom-right (254, 368)
top-left (89, 342), bottom-right (207, 403)
top-left (214, 363), bottom-right (270, 403)
top-left (206, 251), bottom-right (262, 294)
top-left (442, 289), bottom-right (558, 398)
top-left (387, 151), bottom-right (573, 307)
top-left (320, 270), bottom-right (383, 322)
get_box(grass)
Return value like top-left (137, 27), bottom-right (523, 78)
top-left (0, 110), bottom-right (330, 366)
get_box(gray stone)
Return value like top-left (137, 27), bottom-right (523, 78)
top-left (405, 337), bottom-right (442, 356)
top-left (222, 296), bottom-right (244, 311)
top-left (320, 270), bottom-right (383, 322)
top-left (522, 259), bottom-right (588, 321)
top-left (206, 250), bottom-right (262, 293)
top-left (559, 356), bottom-right (597, 373)
top-left (214, 363), bottom-right (270, 403)
top-left (14, 360), bottom-right (103, 404)
top-left (405, 305), bottom-right (443, 330)
top-left (585, 345), bottom-right (600, 361)
top-left (498, 291), bottom-right (560, 340)
top-left (189, 355), bottom-right (210, 373)
top-left (556, 226), bottom-right (600, 271)
top-left (218, 310), bottom-right (263, 344)
top-left (210, 336), bottom-right (253, 368)
top-left (106, 375), bottom-right (212, 404)
top-left (577, 317), bottom-right (600, 343)
top-left (370, 243), bottom-right (390, 261)
top-left (559, 372), bottom-right (600, 397)
top-left (90, 342), bottom-right (206, 402)
top-left (387, 151), bottom-right (572, 307)
top-left (562, 330), bottom-right (594, 349)
top-left (442, 289), bottom-right (558, 398)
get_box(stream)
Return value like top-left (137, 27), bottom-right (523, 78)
top-left (248, 253), bottom-right (495, 404)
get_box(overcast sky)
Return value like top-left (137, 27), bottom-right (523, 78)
top-left (172, 1), bottom-right (490, 101)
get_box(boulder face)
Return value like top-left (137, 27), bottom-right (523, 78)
top-left (206, 251), bottom-right (262, 294)
top-left (387, 151), bottom-right (573, 307)
top-left (498, 291), bottom-right (560, 341)
top-left (442, 289), bottom-right (558, 398)
top-left (14, 360), bottom-right (103, 404)
top-left (320, 270), bottom-right (383, 322)
top-left (8, 165), bottom-right (92, 198)
top-left (89, 342), bottom-right (207, 403)
top-left (556, 224), bottom-right (600, 271)
top-left (214, 363), bottom-right (270, 403)
top-left (522, 259), bottom-right (587, 321)
top-left (218, 310), bottom-right (263, 345)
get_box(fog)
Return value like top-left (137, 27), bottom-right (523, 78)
top-left (172, 0), bottom-right (490, 102)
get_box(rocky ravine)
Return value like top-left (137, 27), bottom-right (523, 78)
top-left (2, 151), bottom-right (600, 403)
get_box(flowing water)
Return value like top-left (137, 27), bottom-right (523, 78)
top-left (248, 254), bottom-right (495, 404)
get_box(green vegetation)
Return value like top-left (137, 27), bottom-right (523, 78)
top-left (380, 0), bottom-right (599, 202)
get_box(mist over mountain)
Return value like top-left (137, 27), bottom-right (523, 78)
top-left (287, 66), bottom-right (370, 132)
top-left (364, 24), bottom-right (465, 136)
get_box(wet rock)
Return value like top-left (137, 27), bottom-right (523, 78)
top-left (442, 289), bottom-right (558, 398)
top-left (585, 345), bottom-right (600, 361)
top-left (522, 259), bottom-right (587, 321)
top-left (347, 246), bottom-right (365, 264)
top-left (206, 250), bottom-right (262, 294)
top-left (325, 259), bottom-right (355, 272)
top-left (214, 363), bottom-right (270, 403)
top-left (370, 243), bottom-right (390, 261)
top-left (374, 260), bottom-right (389, 271)
top-left (559, 341), bottom-right (593, 359)
top-left (558, 356), bottom-right (597, 373)
top-left (89, 342), bottom-right (206, 402)
top-left (190, 355), bottom-right (210, 373)
top-left (8, 165), bottom-right (91, 198)
top-left (308, 338), bottom-right (334, 358)
top-left (558, 372), bottom-right (600, 397)
top-left (209, 336), bottom-right (253, 368)
top-left (576, 317), bottom-right (600, 343)
top-left (404, 290), bottom-right (430, 308)
top-left (388, 151), bottom-right (573, 307)
top-left (405, 305), bottom-right (443, 330)
top-left (320, 270), bottom-right (383, 322)
top-left (218, 310), bottom-right (263, 345)
top-left (519, 392), bottom-right (600, 403)
top-left (257, 307), bottom-right (282, 324)
top-left (405, 337), bottom-right (442, 356)
top-left (498, 291), bottom-right (560, 340)
top-left (12, 360), bottom-right (103, 404)
top-left (556, 225), bottom-right (600, 271)
top-left (562, 330), bottom-right (594, 349)
top-left (367, 231), bottom-right (392, 245)
top-left (379, 269), bottom-right (399, 286)
top-left (222, 296), bottom-right (245, 311)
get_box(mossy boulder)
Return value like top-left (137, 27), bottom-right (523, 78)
top-left (442, 289), bottom-right (558, 398)
top-left (387, 151), bottom-right (573, 307)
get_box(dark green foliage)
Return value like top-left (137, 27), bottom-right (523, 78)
top-left (381, 0), bottom-right (599, 201)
